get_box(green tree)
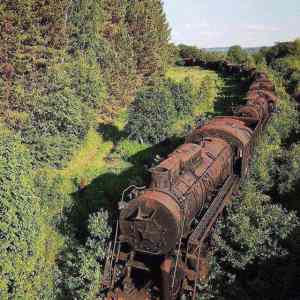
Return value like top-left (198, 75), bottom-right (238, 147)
top-left (126, 0), bottom-right (171, 78)
top-left (126, 82), bottom-right (176, 143)
top-left (227, 45), bottom-right (249, 64)
top-left (57, 211), bottom-right (111, 300)
top-left (167, 78), bottom-right (195, 116)
top-left (0, 126), bottom-right (62, 299)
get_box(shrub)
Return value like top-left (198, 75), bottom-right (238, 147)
top-left (0, 126), bottom-right (61, 299)
top-left (203, 180), bottom-right (299, 300)
top-left (167, 78), bottom-right (195, 116)
top-left (227, 45), bottom-right (249, 64)
top-left (250, 71), bottom-right (299, 191)
top-left (214, 181), bottom-right (298, 269)
top-left (278, 143), bottom-right (300, 195)
top-left (57, 211), bottom-right (111, 300)
top-left (69, 52), bottom-right (107, 110)
top-left (126, 82), bottom-right (176, 144)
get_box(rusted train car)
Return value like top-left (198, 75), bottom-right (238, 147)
top-left (102, 61), bottom-right (278, 300)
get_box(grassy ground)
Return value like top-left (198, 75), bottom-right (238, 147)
top-left (167, 66), bottom-right (224, 135)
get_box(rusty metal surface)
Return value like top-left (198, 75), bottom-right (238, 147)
top-left (249, 81), bottom-right (274, 92)
top-left (106, 289), bottom-right (151, 300)
top-left (186, 117), bottom-right (253, 147)
top-left (119, 191), bottom-right (180, 254)
top-left (103, 61), bottom-right (279, 300)
top-left (238, 104), bottom-right (264, 121)
top-left (248, 89), bottom-right (278, 104)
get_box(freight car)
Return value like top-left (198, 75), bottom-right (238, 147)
top-left (102, 62), bottom-right (277, 300)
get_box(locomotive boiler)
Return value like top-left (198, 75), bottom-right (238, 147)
top-left (119, 138), bottom-right (233, 255)
top-left (102, 61), bottom-right (277, 300)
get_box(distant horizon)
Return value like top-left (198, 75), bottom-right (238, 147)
top-left (163, 0), bottom-right (300, 48)
top-left (182, 41), bottom-right (294, 50)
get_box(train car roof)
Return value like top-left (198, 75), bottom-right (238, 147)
top-left (187, 117), bottom-right (253, 147)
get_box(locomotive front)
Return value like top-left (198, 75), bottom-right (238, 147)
top-left (119, 190), bottom-right (181, 255)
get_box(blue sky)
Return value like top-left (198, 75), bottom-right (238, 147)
top-left (163, 0), bottom-right (300, 48)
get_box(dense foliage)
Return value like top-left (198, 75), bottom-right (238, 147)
top-left (168, 78), bottom-right (195, 115)
top-left (126, 82), bottom-right (176, 143)
top-left (197, 67), bottom-right (300, 300)
top-left (177, 44), bottom-right (225, 63)
top-left (255, 39), bottom-right (300, 98)
top-left (0, 126), bottom-right (61, 299)
top-left (126, 76), bottom-right (210, 143)
top-left (0, 0), bottom-right (171, 299)
top-left (0, 0), bottom-right (171, 167)
top-left (226, 45), bottom-right (253, 65)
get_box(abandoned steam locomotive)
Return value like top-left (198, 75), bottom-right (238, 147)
top-left (102, 60), bottom-right (278, 300)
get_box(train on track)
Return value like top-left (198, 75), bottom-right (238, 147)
top-left (101, 59), bottom-right (278, 300)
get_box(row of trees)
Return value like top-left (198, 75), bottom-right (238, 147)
top-left (0, 1), bottom-right (171, 299)
top-left (0, 0), bottom-right (171, 168)
top-left (175, 44), bottom-right (255, 67)
top-left (254, 39), bottom-right (300, 100)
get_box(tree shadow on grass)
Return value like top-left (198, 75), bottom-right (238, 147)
top-left (65, 137), bottom-right (182, 242)
top-left (97, 123), bottom-right (126, 146)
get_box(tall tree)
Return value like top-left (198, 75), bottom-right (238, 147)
top-left (100, 0), bottom-right (139, 105)
top-left (227, 45), bottom-right (249, 64)
top-left (125, 0), bottom-right (171, 78)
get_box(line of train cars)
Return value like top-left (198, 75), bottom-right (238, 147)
top-left (102, 60), bottom-right (278, 300)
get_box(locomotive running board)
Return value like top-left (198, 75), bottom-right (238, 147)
top-left (188, 175), bottom-right (240, 251)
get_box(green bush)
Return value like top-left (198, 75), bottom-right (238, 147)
top-left (167, 78), bottom-right (195, 116)
top-left (126, 82), bottom-right (176, 144)
top-left (214, 181), bottom-right (298, 269)
top-left (17, 65), bottom-right (94, 168)
top-left (278, 143), bottom-right (300, 195)
top-left (250, 71), bottom-right (299, 191)
top-left (115, 139), bottom-right (150, 161)
top-left (69, 52), bottom-right (107, 110)
top-left (201, 180), bottom-right (299, 300)
top-left (227, 45), bottom-right (249, 64)
top-left (0, 126), bottom-right (61, 299)
top-left (57, 211), bottom-right (111, 300)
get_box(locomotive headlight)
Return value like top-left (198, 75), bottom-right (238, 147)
top-left (119, 191), bottom-right (181, 255)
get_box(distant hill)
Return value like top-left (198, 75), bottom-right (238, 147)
top-left (205, 47), bottom-right (262, 53)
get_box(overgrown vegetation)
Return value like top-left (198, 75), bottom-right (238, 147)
top-left (0, 0), bottom-right (172, 298)
top-left (0, 126), bottom-right (62, 299)
top-left (1, 1), bottom-right (299, 299)
top-left (126, 67), bottom-right (222, 143)
top-left (197, 69), bottom-right (300, 300)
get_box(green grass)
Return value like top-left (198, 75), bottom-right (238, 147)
top-left (167, 66), bottom-right (224, 135)
top-left (166, 66), bottom-right (216, 86)
top-left (61, 129), bottom-right (113, 180)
